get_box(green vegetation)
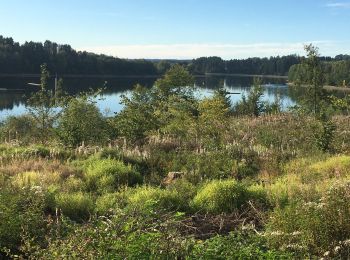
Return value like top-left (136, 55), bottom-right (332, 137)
top-left (2, 51), bottom-right (350, 259)
top-left (289, 46), bottom-right (350, 88)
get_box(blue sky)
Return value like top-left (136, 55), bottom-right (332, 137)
top-left (1, 0), bottom-right (350, 59)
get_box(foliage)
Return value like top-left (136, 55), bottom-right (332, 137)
top-left (313, 114), bottom-right (336, 152)
top-left (0, 35), bottom-right (157, 75)
top-left (115, 84), bottom-right (158, 143)
top-left (82, 157), bottom-right (142, 193)
top-left (26, 207), bottom-right (192, 259)
top-left (0, 115), bottom-right (36, 144)
top-left (0, 187), bottom-right (47, 255)
top-left (234, 78), bottom-right (266, 116)
top-left (26, 64), bottom-right (61, 143)
top-left (189, 231), bottom-right (293, 259)
top-left (192, 55), bottom-right (301, 75)
top-left (58, 96), bottom-right (108, 146)
top-left (55, 192), bottom-right (94, 222)
top-left (289, 59), bottom-right (350, 87)
top-left (127, 186), bottom-right (185, 211)
top-left (192, 180), bottom-right (249, 213)
top-left (267, 181), bottom-right (350, 258)
top-left (95, 192), bottom-right (128, 215)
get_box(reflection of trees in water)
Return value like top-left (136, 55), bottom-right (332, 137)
top-left (62, 77), bottom-right (157, 95)
top-left (264, 86), bottom-right (289, 99)
top-left (287, 85), bottom-right (346, 105)
top-left (0, 75), bottom-right (293, 112)
top-left (0, 92), bottom-right (26, 110)
top-left (195, 76), bottom-right (286, 90)
top-left (0, 77), bottom-right (158, 111)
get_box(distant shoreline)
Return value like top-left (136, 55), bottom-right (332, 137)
top-left (0, 73), bottom-right (289, 79)
top-left (204, 73), bottom-right (288, 79)
top-left (288, 83), bottom-right (350, 93)
top-left (0, 73), bottom-right (160, 79)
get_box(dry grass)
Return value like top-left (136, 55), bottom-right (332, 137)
top-left (0, 158), bottom-right (81, 179)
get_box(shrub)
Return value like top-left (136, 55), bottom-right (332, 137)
top-left (267, 181), bottom-right (350, 258)
top-left (11, 171), bottom-right (61, 189)
top-left (11, 171), bottom-right (41, 188)
top-left (247, 184), bottom-right (269, 207)
top-left (266, 156), bottom-right (350, 207)
top-left (0, 187), bottom-right (47, 255)
top-left (95, 192), bottom-right (127, 215)
top-left (58, 97), bottom-right (109, 147)
top-left (192, 180), bottom-right (249, 214)
top-left (27, 207), bottom-right (192, 259)
top-left (189, 231), bottom-right (293, 259)
top-left (55, 192), bottom-right (94, 221)
top-left (308, 155), bottom-right (350, 180)
top-left (166, 179), bottom-right (197, 208)
top-left (63, 176), bottom-right (85, 192)
top-left (128, 186), bottom-right (183, 211)
top-left (83, 158), bottom-right (142, 193)
top-left (1, 114), bottom-right (36, 144)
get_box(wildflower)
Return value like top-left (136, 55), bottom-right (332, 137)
top-left (342, 239), bottom-right (350, 246)
top-left (334, 246), bottom-right (341, 254)
top-left (270, 231), bottom-right (284, 236)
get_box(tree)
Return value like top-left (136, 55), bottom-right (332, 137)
top-left (303, 44), bottom-right (327, 116)
top-left (234, 78), bottom-right (265, 117)
top-left (58, 96), bottom-right (108, 147)
top-left (114, 65), bottom-right (196, 144)
top-left (115, 84), bottom-right (158, 143)
top-left (26, 64), bottom-right (59, 143)
top-left (198, 88), bottom-right (231, 147)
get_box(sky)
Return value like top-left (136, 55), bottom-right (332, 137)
top-left (1, 0), bottom-right (350, 59)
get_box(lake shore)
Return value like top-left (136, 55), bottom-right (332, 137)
top-left (0, 73), bottom-right (160, 79)
top-left (205, 73), bottom-right (288, 79)
top-left (288, 82), bottom-right (350, 92)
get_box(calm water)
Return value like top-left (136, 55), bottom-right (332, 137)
top-left (0, 75), bottom-right (298, 120)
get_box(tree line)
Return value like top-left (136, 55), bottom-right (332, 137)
top-left (1, 35), bottom-right (350, 78)
top-left (0, 36), bottom-right (157, 75)
top-left (190, 55), bottom-right (302, 75)
top-left (289, 59), bottom-right (350, 86)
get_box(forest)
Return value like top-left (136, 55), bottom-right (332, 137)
top-left (1, 45), bottom-right (350, 258)
top-left (3, 35), bottom-right (348, 77)
top-left (0, 36), bottom-right (157, 75)
top-left (289, 59), bottom-right (350, 87)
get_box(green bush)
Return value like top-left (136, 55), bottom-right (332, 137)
top-left (166, 179), bottom-right (197, 208)
top-left (189, 231), bottom-right (293, 259)
top-left (58, 97), bottom-right (109, 147)
top-left (247, 184), bottom-right (269, 207)
top-left (95, 192), bottom-right (127, 215)
top-left (55, 192), bottom-right (94, 221)
top-left (0, 187), bottom-right (47, 255)
top-left (267, 181), bottom-right (350, 258)
top-left (1, 114), bottom-right (36, 144)
top-left (26, 207), bottom-right (192, 259)
top-left (128, 186), bottom-right (183, 211)
top-left (11, 171), bottom-right (61, 189)
top-left (83, 158), bottom-right (142, 193)
top-left (63, 176), bottom-right (85, 192)
top-left (192, 180), bottom-right (249, 214)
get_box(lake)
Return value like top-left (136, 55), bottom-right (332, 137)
top-left (0, 75), bottom-right (298, 120)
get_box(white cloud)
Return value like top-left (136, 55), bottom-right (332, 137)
top-left (326, 2), bottom-right (350, 8)
top-left (77, 41), bottom-right (347, 59)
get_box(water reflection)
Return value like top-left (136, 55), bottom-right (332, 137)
top-left (0, 75), bottom-right (298, 120)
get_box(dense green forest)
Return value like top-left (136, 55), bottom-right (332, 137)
top-left (289, 59), bottom-right (350, 86)
top-left (1, 45), bottom-right (350, 258)
top-left (3, 35), bottom-right (349, 77)
top-left (190, 55), bottom-right (301, 75)
top-left (0, 36), bottom-right (157, 75)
